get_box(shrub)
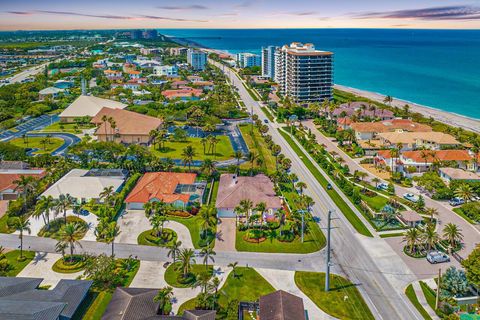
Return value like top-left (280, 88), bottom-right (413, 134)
top-left (457, 202), bottom-right (480, 222)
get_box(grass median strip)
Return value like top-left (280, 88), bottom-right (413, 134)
top-left (405, 284), bottom-right (433, 320)
top-left (279, 129), bottom-right (373, 237)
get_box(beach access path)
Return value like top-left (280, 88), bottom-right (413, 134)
top-left (335, 84), bottom-right (480, 134)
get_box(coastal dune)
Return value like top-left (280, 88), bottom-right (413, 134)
top-left (335, 85), bottom-right (480, 134)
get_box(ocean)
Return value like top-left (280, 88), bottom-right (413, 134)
top-left (159, 29), bottom-right (480, 120)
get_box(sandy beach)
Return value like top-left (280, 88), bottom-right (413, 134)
top-left (335, 84), bottom-right (480, 133)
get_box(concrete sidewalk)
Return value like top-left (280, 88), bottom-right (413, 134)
top-left (412, 281), bottom-right (440, 320)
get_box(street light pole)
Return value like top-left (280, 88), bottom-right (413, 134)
top-left (325, 209), bottom-right (332, 292)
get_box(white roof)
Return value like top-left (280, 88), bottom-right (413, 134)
top-left (41, 169), bottom-right (125, 200)
top-left (60, 95), bottom-right (127, 118)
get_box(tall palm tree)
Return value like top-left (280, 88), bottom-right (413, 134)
top-left (58, 222), bottom-right (85, 262)
top-left (56, 193), bottom-right (74, 224)
top-left (34, 195), bottom-right (55, 227)
top-left (403, 227), bottom-right (421, 254)
top-left (372, 177), bottom-right (381, 188)
top-left (389, 148), bottom-right (400, 173)
top-left (443, 223), bottom-right (463, 248)
top-left (104, 222), bottom-right (120, 257)
top-left (247, 152), bottom-right (258, 171)
top-left (233, 150), bottom-right (243, 169)
top-left (167, 240), bottom-right (182, 264)
top-left (228, 261), bottom-right (238, 278)
top-left (454, 184), bottom-right (474, 203)
top-left (238, 199), bottom-right (253, 229)
top-left (153, 286), bottom-right (174, 315)
top-left (271, 145), bottom-right (281, 170)
top-left (99, 186), bottom-right (115, 205)
top-left (201, 159), bottom-right (216, 178)
top-left (296, 182), bottom-right (307, 195)
top-left (424, 207), bottom-right (438, 223)
top-left (422, 225), bottom-right (439, 252)
top-left (101, 115), bottom-right (109, 139)
top-left (14, 175), bottom-right (37, 210)
top-left (149, 212), bottom-right (167, 238)
top-left (12, 217), bottom-right (31, 259)
top-left (198, 205), bottom-right (217, 239)
top-left (179, 248), bottom-right (196, 278)
top-left (254, 201), bottom-right (267, 223)
top-left (182, 145), bottom-right (196, 172)
top-left (200, 246), bottom-right (216, 270)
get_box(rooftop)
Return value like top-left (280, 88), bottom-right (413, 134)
top-left (378, 131), bottom-right (459, 145)
top-left (259, 290), bottom-right (306, 320)
top-left (439, 167), bottom-right (480, 181)
top-left (91, 107), bottom-right (163, 136)
top-left (59, 95), bottom-right (127, 118)
top-left (401, 150), bottom-right (472, 163)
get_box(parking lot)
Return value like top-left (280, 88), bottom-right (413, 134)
top-left (0, 114), bottom-right (59, 141)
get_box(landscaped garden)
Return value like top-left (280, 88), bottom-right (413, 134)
top-left (137, 228), bottom-right (177, 247)
top-left (164, 261), bottom-right (213, 288)
top-left (38, 216), bottom-right (88, 239)
top-left (52, 254), bottom-right (87, 273)
top-left (178, 266), bottom-right (275, 316)
top-left (41, 121), bottom-right (94, 134)
top-left (294, 271), bottom-right (375, 320)
top-left (0, 248), bottom-right (35, 276)
top-left (10, 136), bottom-right (64, 154)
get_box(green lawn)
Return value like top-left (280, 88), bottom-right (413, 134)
top-left (164, 262), bottom-right (213, 288)
top-left (10, 137), bottom-right (64, 155)
top-left (3, 250), bottom-right (35, 276)
top-left (137, 228), bottom-right (178, 247)
top-left (260, 106), bottom-right (275, 122)
top-left (178, 267), bottom-right (275, 315)
top-left (360, 194), bottom-right (389, 212)
top-left (419, 281), bottom-right (444, 317)
top-left (151, 136), bottom-right (234, 161)
top-left (405, 284), bottom-right (433, 320)
top-left (38, 216), bottom-right (88, 239)
top-left (235, 220), bottom-right (325, 253)
top-left (452, 208), bottom-right (478, 225)
top-left (295, 271), bottom-right (374, 320)
top-left (0, 214), bottom-right (14, 234)
top-left (279, 129), bottom-right (373, 237)
top-left (40, 122), bottom-right (94, 134)
top-left (169, 215), bottom-right (215, 249)
top-left (239, 124), bottom-right (276, 173)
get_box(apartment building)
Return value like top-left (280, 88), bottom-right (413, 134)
top-left (187, 49), bottom-right (207, 71)
top-left (261, 45), bottom-right (277, 79)
top-left (274, 42), bottom-right (333, 102)
top-left (236, 52), bottom-right (262, 68)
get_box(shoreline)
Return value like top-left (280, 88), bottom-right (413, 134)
top-left (335, 84), bottom-right (480, 134)
top-left (167, 35), bottom-right (480, 134)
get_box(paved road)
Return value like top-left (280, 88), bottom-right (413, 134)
top-left (26, 132), bottom-right (81, 156)
top-left (210, 59), bottom-right (423, 320)
top-left (0, 62), bottom-right (49, 87)
top-left (303, 119), bottom-right (480, 259)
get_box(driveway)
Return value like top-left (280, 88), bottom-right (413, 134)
top-left (303, 120), bottom-right (480, 259)
top-left (17, 252), bottom-right (83, 287)
top-left (116, 210), bottom-right (194, 248)
top-left (214, 218), bottom-right (236, 252)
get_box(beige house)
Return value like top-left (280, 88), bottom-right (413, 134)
top-left (91, 107), bottom-right (163, 144)
top-left (378, 131), bottom-right (459, 150)
top-left (59, 95), bottom-right (127, 123)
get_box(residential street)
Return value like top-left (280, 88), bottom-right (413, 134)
top-left (210, 59), bottom-right (424, 320)
top-left (303, 119), bottom-right (480, 259)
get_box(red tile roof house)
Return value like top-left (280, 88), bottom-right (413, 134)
top-left (161, 87), bottom-right (203, 101)
top-left (0, 167), bottom-right (46, 201)
top-left (125, 172), bottom-right (205, 210)
top-left (215, 174), bottom-right (282, 218)
top-left (333, 102), bottom-right (395, 120)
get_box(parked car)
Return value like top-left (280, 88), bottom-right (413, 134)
top-left (327, 183), bottom-right (332, 190)
top-left (377, 183), bottom-right (388, 191)
top-left (403, 193), bottom-right (419, 203)
top-left (263, 119), bottom-right (269, 124)
top-left (449, 197), bottom-right (465, 206)
top-left (426, 251), bottom-right (450, 264)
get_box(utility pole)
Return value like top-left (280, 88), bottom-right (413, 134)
top-left (325, 209), bottom-right (333, 292)
top-left (435, 268), bottom-right (442, 310)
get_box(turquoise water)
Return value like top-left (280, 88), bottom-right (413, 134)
top-left (160, 29), bottom-right (480, 120)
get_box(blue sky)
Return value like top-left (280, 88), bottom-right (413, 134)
top-left (1, 0), bottom-right (480, 30)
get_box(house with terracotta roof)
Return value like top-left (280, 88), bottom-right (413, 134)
top-left (161, 87), bottom-right (203, 100)
top-left (400, 150), bottom-right (475, 173)
top-left (215, 174), bottom-right (282, 218)
top-left (378, 131), bottom-right (459, 150)
top-left (333, 102), bottom-right (395, 121)
top-left (104, 69), bottom-right (123, 79)
top-left (351, 119), bottom-right (431, 141)
top-left (125, 172), bottom-right (205, 210)
top-left (0, 167), bottom-right (46, 200)
top-left (91, 107), bottom-right (163, 144)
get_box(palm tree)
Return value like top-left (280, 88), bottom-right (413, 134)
top-left (296, 182), bottom-right (307, 195)
top-left (233, 150), bottom-right (243, 169)
top-left (179, 248), bottom-right (196, 278)
top-left (58, 222), bottom-right (85, 262)
top-left (443, 223), bottom-right (463, 248)
top-left (201, 137), bottom-right (207, 154)
top-left (271, 145), bottom-right (281, 170)
top-left (167, 241), bottom-right (182, 264)
top-left (144, 202), bottom-right (153, 217)
top-left (153, 286), bottom-right (174, 315)
top-left (228, 261), bottom-right (238, 278)
top-left (372, 177), bottom-right (381, 188)
top-left (247, 152), bottom-right (258, 171)
top-left (104, 222), bottom-right (120, 257)
top-left (198, 205), bottom-right (217, 239)
top-left (182, 145), bottom-right (196, 172)
top-left (389, 148), bottom-right (400, 173)
top-left (201, 159), bottom-right (217, 178)
top-left (403, 227), bottom-right (421, 254)
top-left (425, 207), bottom-right (438, 223)
top-left (238, 199), bottom-right (253, 229)
top-left (56, 193), bottom-right (74, 224)
top-left (454, 184), bottom-right (474, 203)
top-left (99, 186), bottom-right (115, 205)
top-left (101, 115), bottom-right (109, 139)
top-left (14, 175), bottom-right (37, 210)
top-left (254, 201), bottom-right (267, 223)
top-left (149, 211), bottom-right (167, 238)
top-left (34, 195), bottom-right (55, 227)
top-left (422, 225), bottom-right (439, 252)
top-left (200, 246), bottom-right (216, 270)
top-left (12, 217), bottom-right (31, 259)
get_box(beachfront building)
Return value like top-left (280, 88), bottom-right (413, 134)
top-left (187, 49), bottom-right (207, 71)
top-left (153, 65), bottom-right (178, 77)
top-left (274, 42), bottom-right (333, 102)
top-left (261, 45), bottom-right (277, 79)
top-left (236, 52), bottom-right (262, 68)
top-left (350, 119), bottom-right (432, 141)
top-left (169, 47), bottom-right (188, 56)
top-left (377, 131), bottom-right (459, 150)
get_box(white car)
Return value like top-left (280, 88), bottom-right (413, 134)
top-left (426, 251), bottom-right (450, 264)
top-left (403, 193), bottom-right (419, 203)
